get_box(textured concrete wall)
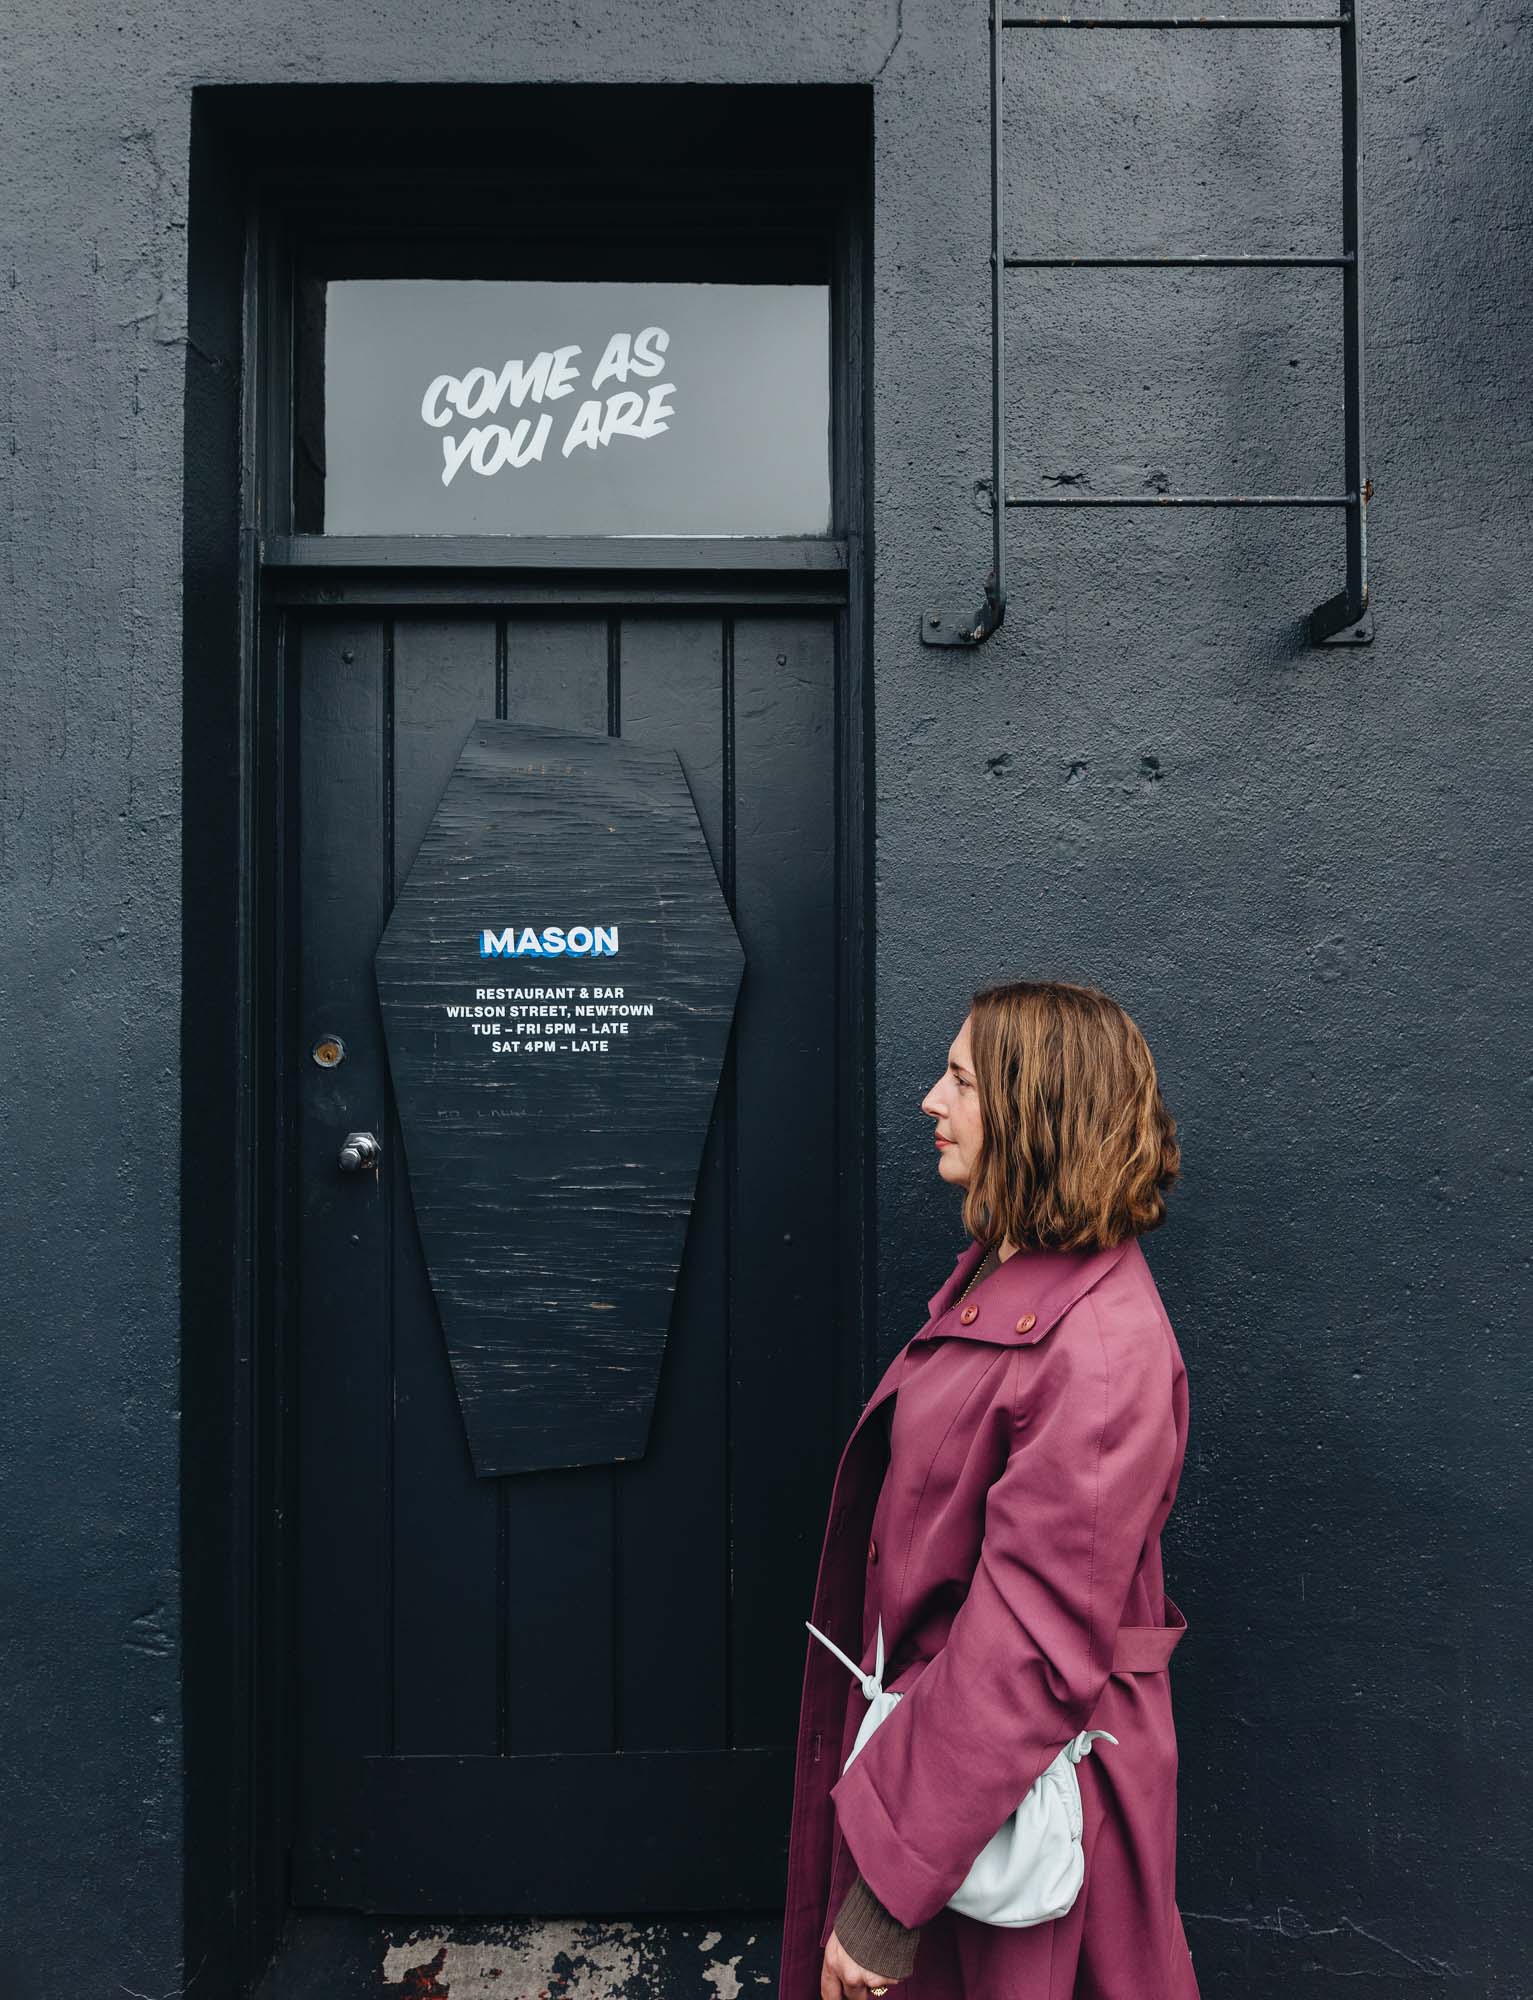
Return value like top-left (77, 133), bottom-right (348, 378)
top-left (1, 2), bottom-right (1528, 1995)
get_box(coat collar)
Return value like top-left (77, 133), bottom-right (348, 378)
top-left (842, 1232), bottom-right (1142, 1455)
top-left (920, 1232), bottom-right (1137, 1347)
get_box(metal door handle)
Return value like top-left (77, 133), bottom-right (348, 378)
top-left (339, 1131), bottom-right (382, 1171)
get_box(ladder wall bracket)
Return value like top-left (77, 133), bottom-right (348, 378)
top-left (1309, 587), bottom-right (1374, 647)
top-left (923, 568), bottom-right (1007, 649)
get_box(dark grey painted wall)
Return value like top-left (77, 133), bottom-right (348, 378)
top-left (1, 4), bottom-right (1528, 1997)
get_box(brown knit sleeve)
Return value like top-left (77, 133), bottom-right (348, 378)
top-left (832, 1867), bottom-right (921, 1981)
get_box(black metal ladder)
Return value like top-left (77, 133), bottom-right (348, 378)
top-left (923, 8), bottom-right (1372, 650)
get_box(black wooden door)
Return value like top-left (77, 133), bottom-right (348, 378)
top-left (288, 605), bottom-right (851, 1913)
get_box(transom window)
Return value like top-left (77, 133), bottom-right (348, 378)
top-left (306, 278), bottom-right (832, 538)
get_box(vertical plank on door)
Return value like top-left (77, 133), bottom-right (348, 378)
top-left (501, 614), bottom-right (618, 1753)
top-left (294, 617), bottom-right (394, 1891)
top-left (506, 614), bottom-right (612, 736)
top-left (613, 614), bottom-right (731, 1751)
top-left (728, 615), bottom-right (839, 1746)
top-left (390, 616), bottom-right (503, 1753)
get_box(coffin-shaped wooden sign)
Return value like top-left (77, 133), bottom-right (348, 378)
top-left (374, 720), bottom-right (744, 1476)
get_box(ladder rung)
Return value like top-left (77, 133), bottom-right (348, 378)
top-left (1004, 492), bottom-right (1358, 506)
top-left (1006, 253), bottom-right (1354, 268)
top-left (1001, 15), bottom-right (1351, 27)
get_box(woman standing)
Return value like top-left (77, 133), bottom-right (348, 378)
top-left (776, 980), bottom-right (1200, 2000)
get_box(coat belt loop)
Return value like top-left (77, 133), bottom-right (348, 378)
top-left (1110, 1593), bottom-right (1189, 1674)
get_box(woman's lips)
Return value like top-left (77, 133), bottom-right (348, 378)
top-left (935, 1136), bottom-right (952, 1148)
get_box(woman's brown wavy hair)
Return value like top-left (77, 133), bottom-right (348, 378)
top-left (961, 980), bottom-right (1180, 1252)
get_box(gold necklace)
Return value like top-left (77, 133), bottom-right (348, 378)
top-left (957, 1243), bottom-right (1001, 1304)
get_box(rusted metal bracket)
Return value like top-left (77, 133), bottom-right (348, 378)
top-left (923, 569), bottom-right (1006, 648)
top-left (922, 8), bottom-right (1373, 650)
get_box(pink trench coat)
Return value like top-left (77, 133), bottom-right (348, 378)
top-left (776, 1233), bottom-right (1200, 2000)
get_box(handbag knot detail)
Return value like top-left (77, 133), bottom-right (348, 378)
top-left (1063, 1728), bottom-right (1118, 1764)
top-left (804, 1613), bottom-right (1119, 1929)
top-left (805, 1616), bottom-right (891, 1704)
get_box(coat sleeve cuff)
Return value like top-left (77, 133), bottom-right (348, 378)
top-left (830, 1751), bottom-right (955, 1929)
top-left (833, 1870), bottom-right (922, 1981)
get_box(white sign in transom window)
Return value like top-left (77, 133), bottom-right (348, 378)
top-left (322, 279), bottom-right (832, 537)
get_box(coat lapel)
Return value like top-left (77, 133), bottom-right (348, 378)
top-left (834, 1245), bottom-right (974, 1449)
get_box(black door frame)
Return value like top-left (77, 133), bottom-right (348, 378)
top-left (181, 85), bottom-right (874, 1995)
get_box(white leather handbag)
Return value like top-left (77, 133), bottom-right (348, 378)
top-left (805, 1613), bottom-right (1116, 1928)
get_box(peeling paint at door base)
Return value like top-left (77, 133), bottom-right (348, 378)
top-left (382, 1919), bottom-right (774, 1999)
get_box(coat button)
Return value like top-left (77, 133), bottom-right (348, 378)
top-left (959, 1304), bottom-right (979, 1324)
top-left (868, 1537), bottom-right (878, 1564)
top-left (1015, 1313), bottom-right (1036, 1332)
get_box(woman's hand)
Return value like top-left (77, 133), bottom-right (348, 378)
top-left (820, 1928), bottom-right (903, 1999)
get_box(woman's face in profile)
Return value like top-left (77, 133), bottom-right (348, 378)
top-left (921, 1012), bottom-right (983, 1187)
